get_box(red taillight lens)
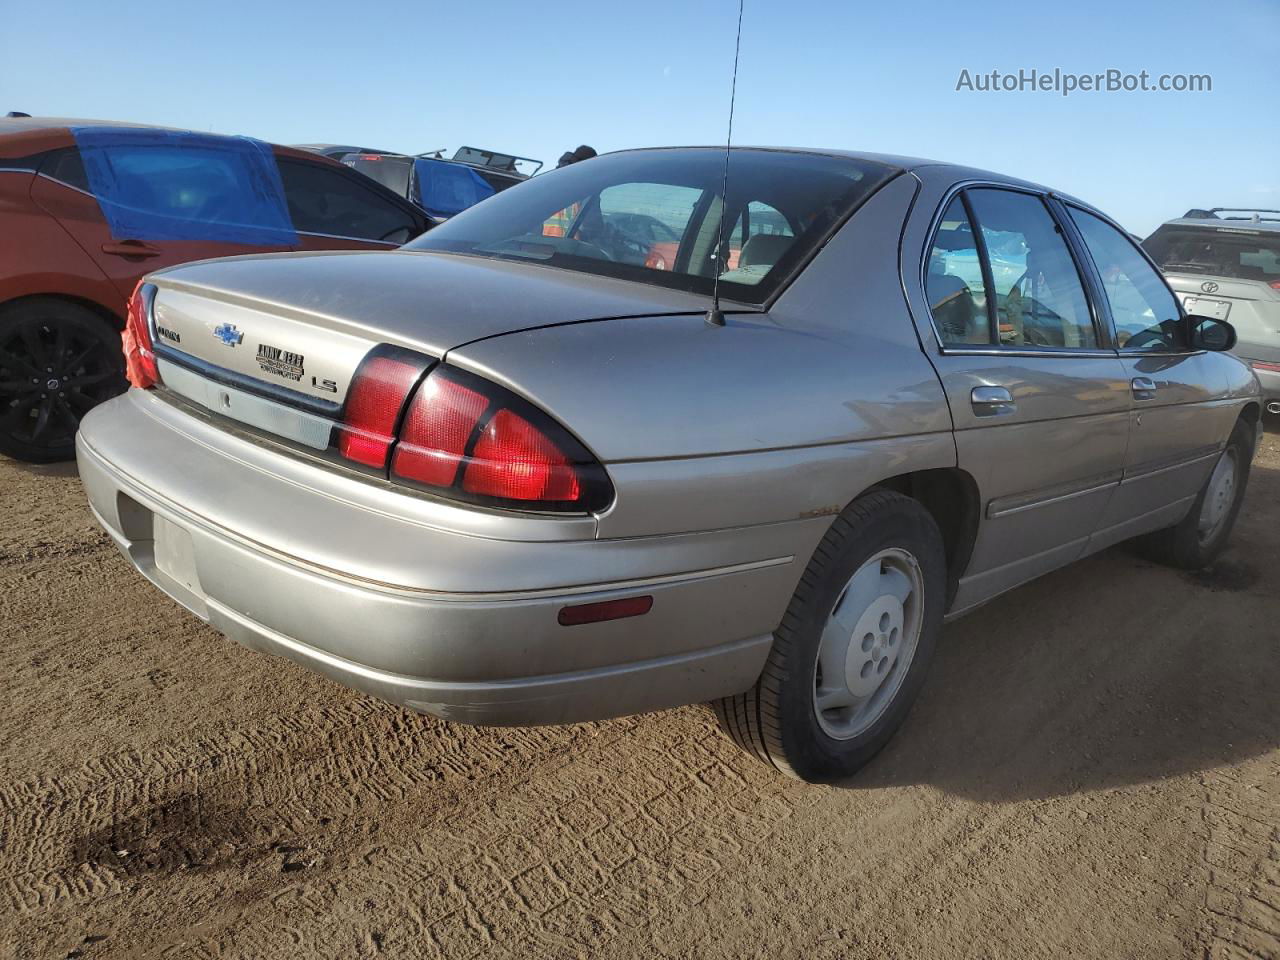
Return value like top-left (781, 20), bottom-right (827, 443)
top-left (390, 366), bottom-right (611, 512)
top-left (464, 408), bottom-right (581, 502)
top-left (391, 372), bottom-right (491, 487)
top-left (336, 350), bottom-right (427, 468)
top-left (122, 282), bottom-right (158, 389)
top-left (1269, 279), bottom-right (1280, 292)
top-left (1251, 359), bottom-right (1280, 373)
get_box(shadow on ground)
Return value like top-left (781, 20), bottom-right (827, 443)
top-left (856, 459), bottom-right (1280, 802)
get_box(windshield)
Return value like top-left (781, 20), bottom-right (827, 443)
top-left (404, 149), bottom-right (899, 305)
top-left (1143, 224), bottom-right (1280, 283)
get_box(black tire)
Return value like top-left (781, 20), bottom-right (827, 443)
top-left (1134, 417), bottom-right (1255, 570)
top-left (714, 490), bottom-right (947, 783)
top-left (0, 298), bottom-right (125, 463)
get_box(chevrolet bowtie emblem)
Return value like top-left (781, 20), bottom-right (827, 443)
top-left (213, 323), bottom-right (244, 347)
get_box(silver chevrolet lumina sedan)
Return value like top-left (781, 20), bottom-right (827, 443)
top-left (77, 148), bottom-right (1262, 782)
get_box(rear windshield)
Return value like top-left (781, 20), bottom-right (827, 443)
top-left (1143, 224), bottom-right (1280, 283)
top-left (404, 149), bottom-right (898, 305)
top-left (342, 155), bottom-right (413, 199)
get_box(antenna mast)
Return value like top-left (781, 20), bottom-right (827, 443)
top-left (707, 0), bottom-right (745, 327)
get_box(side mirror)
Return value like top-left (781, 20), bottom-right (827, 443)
top-left (1187, 314), bottom-right (1237, 352)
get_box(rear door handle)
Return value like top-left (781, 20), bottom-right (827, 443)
top-left (101, 240), bottom-right (162, 259)
top-left (971, 385), bottom-right (1016, 417)
top-left (1131, 376), bottom-right (1158, 401)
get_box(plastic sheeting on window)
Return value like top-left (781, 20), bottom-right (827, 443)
top-left (71, 126), bottom-right (298, 246)
top-left (412, 158), bottom-right (495, 219)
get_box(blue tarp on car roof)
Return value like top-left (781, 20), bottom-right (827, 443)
top-left (412, 157), bottom-right (495, 219)
top-left (71, 126), bottom-right (297, 246)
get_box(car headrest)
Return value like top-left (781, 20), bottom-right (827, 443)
top-left (739, 234), bottom-right (794, 270)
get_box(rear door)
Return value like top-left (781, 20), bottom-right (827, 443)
top-left (914, 185), bottom-right (1132, 610)
top-left (31, 137), bottom-right (297, 301)
top-left (1063, 204), bottom-right (1237, 546)
top-left (275, 157), bottom-right (425, 250)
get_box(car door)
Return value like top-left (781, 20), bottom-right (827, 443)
top-left (910, 184), bottom-right (1132, 611)
top-left (30, 140), bottom-right (297, 302)
top-left (1060, 203), bottom-right (1238, 549)
top-left (274, 157), bottom-right (425, 251)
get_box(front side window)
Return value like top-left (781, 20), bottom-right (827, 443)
top-left (406, 149), bottom-right (898, 305)
top-left (965, 189), bottom-right (1097, 349)
top-left (277, 160), bottom-right (418, 243)
top-left (1070, 207), bottom-right (1184, 352)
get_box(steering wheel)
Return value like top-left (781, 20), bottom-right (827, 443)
top-left (1122, 328), bottom-right (1168, 351)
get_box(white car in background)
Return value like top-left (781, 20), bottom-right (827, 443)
top-left (1144, 209), bottom-right (1280, 412)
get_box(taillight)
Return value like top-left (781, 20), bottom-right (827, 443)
top-left (1269, 279), bottom-right (1280, 292)
top-left (122, 282), bottom-right (159, 389)
top-left (391, 365), bottom-right (611, 513)
top-left (1251, 359), bottom-right (1280, 373)
top-left (335, 347), bottom-right (430, 469)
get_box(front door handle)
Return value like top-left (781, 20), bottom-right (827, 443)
top-left (101, 240), bottom-right (162, 259)
top-left (971, 385), bottom-right (1016, 417)
top-left (1131, 376), bottom-right (1158, 401)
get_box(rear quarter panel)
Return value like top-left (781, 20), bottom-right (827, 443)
top-left (448, 174), bottom-right (957, 538)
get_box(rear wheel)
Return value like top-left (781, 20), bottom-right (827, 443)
top-left (714, 491), bottom-right (946, 782)
top-left (1135, 418), bottom-right (1254, 569)
top-left (0, 299), bottom-right (125, 463)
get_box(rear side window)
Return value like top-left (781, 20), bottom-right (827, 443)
top-left (39, 149), bottom-right (90, 192)
top-left (965, 189), bottom-right (1097, 349)
top-left (70, 128), bottom-right (297, 246)
top-left (1143, 224), bottom-right (1280, 284)
top-left (1070, 208), bottom-right (1185, 352)
top-left (342, 154), bottom-right (413, 198)
top-left (926, 196), bottom-right (992, 345)
top-left (277, 159), bottom-right (418, 243)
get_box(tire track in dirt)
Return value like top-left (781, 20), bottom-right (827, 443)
top-left (1201, 760), bottom-right (1280, 958)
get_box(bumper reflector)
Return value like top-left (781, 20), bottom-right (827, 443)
top-left (557, 595), bottom-right (653, 627)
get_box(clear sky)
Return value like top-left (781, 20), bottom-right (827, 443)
top-left (3, 0), bottom-right (1276, 236)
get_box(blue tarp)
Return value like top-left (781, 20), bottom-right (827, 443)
top-left (71, 126), bottom-right (297, 246)
top-left (412, 157), bottom-right (495, 219)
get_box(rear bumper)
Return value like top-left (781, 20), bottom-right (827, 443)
top-left (76, 391), bottom-right (822, 724)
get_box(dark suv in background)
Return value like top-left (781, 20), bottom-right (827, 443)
top-left (0, 117), bottom-right (431, 461)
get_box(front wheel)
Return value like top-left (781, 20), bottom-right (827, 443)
top-left (714, 490), bottom-right (947, 782)
top-left (1134, 417), bottom-right (1255, 569)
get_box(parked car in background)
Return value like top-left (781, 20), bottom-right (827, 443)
top-left (342, 146), bottom-right (541, 221)
top-left (77, 147), bottom-right (1262, 782)
top-left (293, 142), bottom-right (392, 160)
top-left (1144, 209), bottom-right (1280, 412)
top-left (0, 116), bottom-right (431, 461)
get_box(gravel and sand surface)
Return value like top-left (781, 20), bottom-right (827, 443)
top-left (2, 426), bottom-right (1278, 958)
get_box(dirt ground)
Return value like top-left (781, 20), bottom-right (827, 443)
top-left (2, 425), bottom-right (1278, 960)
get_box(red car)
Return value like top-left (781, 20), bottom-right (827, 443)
top-left (0, 117), bottom-right (431, 461)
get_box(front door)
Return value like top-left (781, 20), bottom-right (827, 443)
top-left (1061, 204), bottom-right (1237, 549)
top-left (918, 186), bottom-right (1131, 610)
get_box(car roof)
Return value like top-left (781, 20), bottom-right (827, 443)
top-left (608, 144), bottom-right (1067, 195)
top-left (1155, 216), bottom-right (1280, 234)
top-left (0, 117), bottom-right (343, 166)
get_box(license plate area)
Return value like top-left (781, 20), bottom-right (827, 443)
top-left (154, 514), bottom-right (204, 599)
top-left (1180, 295), bottom-right (1232, 320)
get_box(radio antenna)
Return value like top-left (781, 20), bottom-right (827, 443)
top-left (706, 0), bottom-right (744, 327)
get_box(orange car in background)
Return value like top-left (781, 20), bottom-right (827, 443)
top-left (0, 116), bottom-right (431, 461)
